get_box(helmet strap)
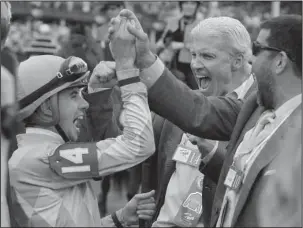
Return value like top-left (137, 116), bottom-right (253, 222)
top-left (50, 93), bottom-right (69, 142)
top-left (55, 124), bottom-right (69, 142)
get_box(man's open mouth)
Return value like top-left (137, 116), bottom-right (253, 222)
top-left (73, 116), bottom-right (84, 129)
top-left (198, 76), bottom-right (211, 89)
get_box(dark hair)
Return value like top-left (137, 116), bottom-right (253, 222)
top-left (260, 15), bottom-right (302, 74)
top-left (101, 1), bottom-right (125, 12)
top-left (70, 23), bottom-right (86, 36)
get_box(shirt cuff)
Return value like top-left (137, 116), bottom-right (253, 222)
top-left (116, 68), bottom-right (139, 81)
top-left (140, 56), bottom-right (165, 89)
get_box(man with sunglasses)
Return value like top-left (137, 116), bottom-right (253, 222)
top-left (109, 11), bottom-right (301, 227)
top-left (8, 22), bottom-right (156, 227)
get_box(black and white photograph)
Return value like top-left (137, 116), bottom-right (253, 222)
top-left (1, 1), bottom-right (302, 227)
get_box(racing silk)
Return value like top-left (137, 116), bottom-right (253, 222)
top-left (9, 82), bottom-right (155, 227)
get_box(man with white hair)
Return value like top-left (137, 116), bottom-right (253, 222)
top-left (150, 17), bottom-right (255, 227)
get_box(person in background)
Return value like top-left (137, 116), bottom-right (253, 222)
top-left (24, 35), bottom-right (59, 58)
top-left (96, 1), bottom-right (125, 61)
top-left (1, 65), bottom-right (17, 228)
top-left (110, 10), bottom-right (301, 227)
top-left (156, 1), bottom-right (202, 90)
top-left (1, 2), bottom-right (15, 227)
top-left (57, 23), bottom-right (104, 73)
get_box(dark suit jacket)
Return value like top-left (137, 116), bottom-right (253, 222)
top-left (147, 68), bottom-right (299, 226)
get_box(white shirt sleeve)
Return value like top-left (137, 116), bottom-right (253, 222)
top-left (95, 82), bottom-right (155, 176)
top-left (140, 57), bottom-right (165, 89)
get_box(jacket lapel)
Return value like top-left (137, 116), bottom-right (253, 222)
top-left (227, 91), bottom-right (259, 153)
top-left (231, 106), bottom-right (301, 226)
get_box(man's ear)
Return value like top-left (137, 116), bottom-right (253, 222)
top-left (274, 51), bottom-right (288, 75)
top-left (39, 98), bottom-right (52, 116)
top-left (32, 98), bottom-right (56, 127)
top-left (231, 54), bottom-right (243, 72)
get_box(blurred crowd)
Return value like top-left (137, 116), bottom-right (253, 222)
top-left (6, 1), bottom-right (302, 62)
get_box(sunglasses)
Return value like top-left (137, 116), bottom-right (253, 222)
top-left (19, 56), bottom-right (88, 109)
top-left (252, 41), bottom-right (295, 62)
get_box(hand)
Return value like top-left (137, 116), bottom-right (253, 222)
top-left (116, 9), bottom-right (156, 69)
top-left (88, 61), bottom-right (117, 91)
top-left (120, 190), bottom-right (156, 226)
top-left (108, 15), bottom-right (136, 70)
top-left (186, 134), bottom-right (217, 158)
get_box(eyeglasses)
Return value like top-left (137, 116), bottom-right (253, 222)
top-left (252, 41), bottom-right (295, 62)
top-left (19, 56), bottom-right (89, 109)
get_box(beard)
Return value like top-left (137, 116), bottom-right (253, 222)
top-left (255, 64), bottom-right (276, 110)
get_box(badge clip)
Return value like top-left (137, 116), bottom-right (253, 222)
top-left (224, 165), bottom-right (244, 191)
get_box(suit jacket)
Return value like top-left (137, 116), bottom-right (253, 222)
top-left (256, 111), bottom-right (301, 227)
top-left (147, 68), bottom-right (300, 226)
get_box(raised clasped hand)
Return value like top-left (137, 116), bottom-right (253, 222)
top-left (108, 15), bottom-right (136, 70)
top-left (109, 9), bottom-right (155, 69)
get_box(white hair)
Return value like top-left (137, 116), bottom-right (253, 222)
top-left (191, 16), bottom-right (252, 62)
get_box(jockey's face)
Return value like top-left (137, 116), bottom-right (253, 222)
top-left (57, 87), bottom-right (89, 141)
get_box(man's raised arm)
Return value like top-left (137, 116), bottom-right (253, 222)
top-left (115, 9), bottom-right (243, 141)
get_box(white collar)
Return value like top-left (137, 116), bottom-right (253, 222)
top-left (25, 127), bottom-right (64, 143)
top-left (233, 74), bottom-right (255, 100)
top-left (274, 93), bottom-right (301, 118)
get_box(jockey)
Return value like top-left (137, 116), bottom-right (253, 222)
top-left (9, 55), bottom-right (156, 227)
